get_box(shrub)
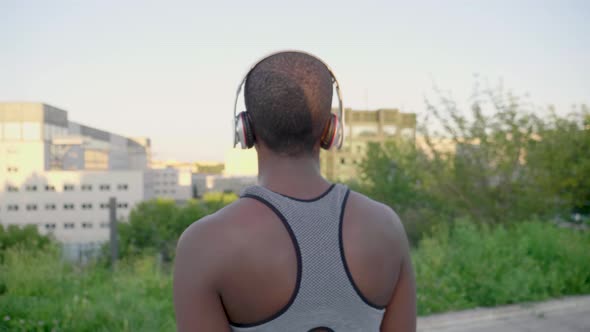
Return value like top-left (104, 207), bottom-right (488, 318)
top-left (414, 219), bottom-right (590, 315)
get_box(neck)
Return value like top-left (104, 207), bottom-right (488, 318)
top-left (256, 149), bottom-right (331, 198)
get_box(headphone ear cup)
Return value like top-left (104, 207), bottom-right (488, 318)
top-left (235, 111), bottom-right (255, 149)
top-left (320, 114), bottom-right (338, 150)
top-left (242, 112), bottom-right (255, 148)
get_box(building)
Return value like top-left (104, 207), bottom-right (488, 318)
top-left (148, 160), bottom-right (197, 202)
top-left (0, 102), bottom-right (152, 248)
top-left (320, 108), bottom-right (417, 181)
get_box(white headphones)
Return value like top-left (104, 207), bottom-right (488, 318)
top-left (233, 50), bottom-right (345, 150)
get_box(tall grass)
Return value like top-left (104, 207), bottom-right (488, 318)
top-left (0, 247), bottom-right (174, 332)
top-left (414, 219), bottom-right (590, 315)
top-left (0, 220), bottom-right (588, 331)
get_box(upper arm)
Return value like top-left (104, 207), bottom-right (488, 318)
top-left (380, 209), bottom-right (417, 332)
top-left (173, 218), bottom-right (231, 332)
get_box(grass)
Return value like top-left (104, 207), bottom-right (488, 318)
top-left (0, 249), bottom-right (174, 332)
top-left (0, 220), bottom-right (588, 331)
top-left (414, 219), bottom-right (590, 315)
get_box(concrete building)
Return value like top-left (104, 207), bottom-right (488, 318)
top-left (320, 108), bottom-right (417, 181)
top-left (148, 160), bottom-right (197, 202)
top-left (0, 102), bottom-right (152, 248)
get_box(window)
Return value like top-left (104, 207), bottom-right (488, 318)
top-left (117, 184), bottom-right (128, 191)
top-left (100, 222), bottom-right (110, 229)
top-left (22, 122), bottom-right (41, 140)
top-left (6, 167), bottom-right (18, 173)
top-left (26, 204), bottom-right (38, 211)
top-left (340, 158), bottom-right (346, 165)
top-left (25, 185), bottom-right (37, 191)
top-left (400, 128), bottom-right (414, 139)
top-left (99, 184), bottom-right (110, 191)
top-left (383, 125), bottom-right (397, 136)
top-left (117, 203), bottom-right (129, 209)
top-left (45, 203), bottom-right (56, 210)
top-left (82, 222), bottom-right (93, 229)
top-left (45, 185), bottom-right (56, 191)
top-left (64, 184), bottom-right (75, 191)
top-left (45, 223), bottom-right (56, 230)
top-left (7, 204), bottom-right (19, 211)
top-left (63, 203), bottom-right (75, 210)
top-left (81, 184), bottom-right (92, 191)
top-left (6, 185), bottom-right (18, 192)
top-left (81, 203), bottom-right (93, 210)
top-left (64, 223), bottom-right (75, 229)
top-left (100, 203), bottom-right (110, 209)
top-left (4, 122), bottom-right (21, 140)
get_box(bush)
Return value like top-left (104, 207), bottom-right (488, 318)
top-left (414, 219), bottom-right (590, 315)
top-left (0, 248), bottom-right (175, 332)
top-left (115, 192), bottom-right (238, 263)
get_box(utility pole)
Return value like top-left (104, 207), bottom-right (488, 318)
top-left (109, 197), bottom-right (118, 270)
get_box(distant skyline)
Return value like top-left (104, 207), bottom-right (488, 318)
top-left (1, 0), bottom-right (589, 161)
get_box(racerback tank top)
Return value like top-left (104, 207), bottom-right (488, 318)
top-left (229, 183), bottom-right (386, 332)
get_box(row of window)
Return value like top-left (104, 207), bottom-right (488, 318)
top-left (154, 189), bottom-right (176, 194)
top-left (5, 183), bottom-right (129, 192)
top-left (154, 172), bottom-right (177, 177)
top-left (5, 202), bottom-right (129, 211)
top-left (153, 181), bottom-right (177, 186)
top-left (45, 221), bottom-right (110, 230)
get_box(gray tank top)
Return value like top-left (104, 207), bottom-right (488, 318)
top-left (229, 183), bottom-right (386, 332)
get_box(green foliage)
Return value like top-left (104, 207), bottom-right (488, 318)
top-left (414, 220), bottom-right (590, 315)
top-left (358, 141), bottom-right (447, 244)
top-left (0, 224), bottom-right (52, 252)
top-left (359, 86), bottom-right (590, 243)
top-left (0, 248), bottom-right (175, 332)
top-left (0, 224), bottom-right (52, 262)
top-left (1, 220), bottom-right (587, 330)
top-left (116, 193), bottom-right (238, 262)
top-left (526, 105), bottom-right (590, 216)
top-left (202, 192), bottom-right (239, 211)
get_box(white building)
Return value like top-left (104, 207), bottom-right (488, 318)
top-left (0, 102), bottom-right (152, 248)
top-left (147, 164), bottom-right (195, 203)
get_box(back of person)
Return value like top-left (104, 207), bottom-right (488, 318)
top-left (174, 51), bottom-right (416, 332)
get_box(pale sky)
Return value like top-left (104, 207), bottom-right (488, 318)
top-left (1, 0), bottom-right (588, 161)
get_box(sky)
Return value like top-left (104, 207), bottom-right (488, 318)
top-left (1, 0), bottom-right (589, 161)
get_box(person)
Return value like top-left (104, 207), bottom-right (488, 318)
top-left (173, 51), bottom-right (416, 332)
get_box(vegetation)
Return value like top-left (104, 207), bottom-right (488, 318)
top-left (115, 192), bottom-right (238, 262)
top-left (1, 86), bottom-right (589, 331)
top-left (1, 220), bottom-right (588, 331)
top-left (358, 87), bottom-right (590, 243)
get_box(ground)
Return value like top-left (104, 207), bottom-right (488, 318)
top-left (418, 295), bottom-right (590, 332)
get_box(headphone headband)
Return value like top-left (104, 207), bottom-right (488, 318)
top-left (233, 50), bottom-right (345, 149)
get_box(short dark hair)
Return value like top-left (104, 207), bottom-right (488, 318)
top-left (244, 51), bottom-right (333, 156)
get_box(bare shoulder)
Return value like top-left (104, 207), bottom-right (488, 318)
top-left (176, 198), bottom-right (288, 281)
top-left (178, 199), bottom-right (254, 241)
top-left (175, 198), bottom-right (265, 281)
top-left (346, 190), bottom-right (406, 240)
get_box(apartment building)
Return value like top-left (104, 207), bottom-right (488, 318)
top-left (0, 102), bottom-right (152, 245)
top-left (320, 108), bottom-right (417, 181)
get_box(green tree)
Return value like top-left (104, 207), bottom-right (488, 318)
top-left (116, 193), bottom-right (238, 262)
top-left (358, 140), bottom-right (446, 244)
top-left (419, 88), bottom-right (547, 223)
top-left (0, 224), bottom-right (52, 258)
top-left (359, 84), bottom-right (590, 239)
top-left (526, 105), bottom-right (590, 217)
